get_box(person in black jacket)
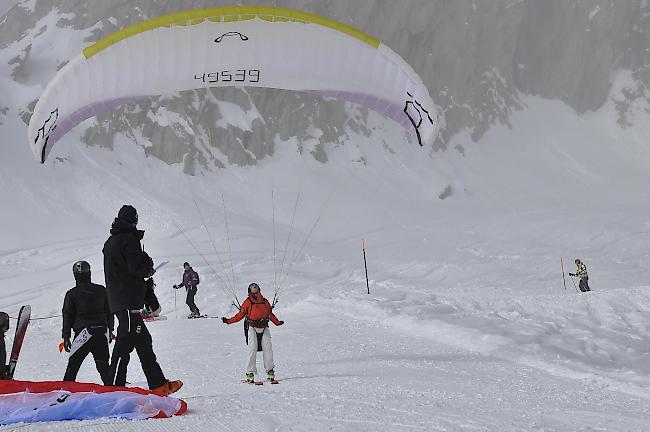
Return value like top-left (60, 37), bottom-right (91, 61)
top-left (61, 260), bottom-right (114, 385)
top-left (103, 205), bottom-right (182, 396)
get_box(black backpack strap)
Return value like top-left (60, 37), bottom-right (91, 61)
top-left (256, 331), bottom-right (264, 352)
top-left (243, 319), bottom-right (249, 345)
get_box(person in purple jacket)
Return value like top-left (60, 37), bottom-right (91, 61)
top-left (173, 262), bottom-right (201, 318)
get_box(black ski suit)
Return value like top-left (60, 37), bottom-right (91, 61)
top-left (61, 275), bottom-right (113, 385)
top-left (103, 218), bottom-right (167, 389)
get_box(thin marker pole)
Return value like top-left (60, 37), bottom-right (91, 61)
top-left (361, 239), bottom-right (370, 295)
top-left (561, 257), bottom-right (567, 291)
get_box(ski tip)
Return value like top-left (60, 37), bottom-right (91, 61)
top-left (241, 380), bottom-right (265, 385)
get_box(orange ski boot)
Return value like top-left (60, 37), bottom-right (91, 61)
top-left (151, 380), bottom-right (183, 396)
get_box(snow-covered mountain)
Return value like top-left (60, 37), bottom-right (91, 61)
top-left (1, 2), bottom-right (650, 431)
top-left (2, 0), bottom-right (650, 166)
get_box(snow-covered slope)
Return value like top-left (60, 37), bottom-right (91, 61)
top-left (1, 84), bottom-right (650, 430)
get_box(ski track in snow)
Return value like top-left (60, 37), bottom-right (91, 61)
top-left (5, 203), bottom-right (650, 431)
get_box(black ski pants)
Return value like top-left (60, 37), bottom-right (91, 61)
top-left (0, 334), bottom-right (7, 379)
top-left (0, 333), bottom-right (5, 367)
top-left (109, 310), bottom-right (166, 389)
top-left (186, 286), bottom-right (199, 314)
top-left (63, 330), bottom-right (110, 385)
top-left (579, 277), bottom-right (591, 292)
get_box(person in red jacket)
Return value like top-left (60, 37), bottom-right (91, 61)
top-left (222, 283), bottom-right (284, 383)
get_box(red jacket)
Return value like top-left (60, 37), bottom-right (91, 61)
top-left (225, 292), bottom-right (281, 328)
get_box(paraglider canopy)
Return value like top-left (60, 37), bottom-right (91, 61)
top-left (28, 6), bottom-right (439, 163)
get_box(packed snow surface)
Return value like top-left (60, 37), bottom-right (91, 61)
top-left (1, 89), bottom-right (650, 430)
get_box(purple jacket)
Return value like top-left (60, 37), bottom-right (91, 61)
top-left (179, 269), bottom-right (199, 289)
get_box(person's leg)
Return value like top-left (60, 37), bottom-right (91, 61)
top-left (63, 336), bottom-right (92, 382)
top-left (185, 288), bottom-right (192, 314)
top-left (90, 335), bottom-right (111, 385)
top-left (246, 327), bottom-right (259, 375)
top-left (261, 327), bottom-right (275, 376)
top-left (0, 333), bottom-right (6, 379)
top-left (109, 310), bottom-right (135, 386)
top-left (0, 332), bottom-right (6, 370)
top-left (579, 279), bottom-right (587, 292)
top-left (131, 314), bottom-right (167, 389)
top-left (187, 286), bottom-right (199, 315)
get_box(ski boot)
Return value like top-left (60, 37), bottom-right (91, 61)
top-left (245, 372), bottom-right (255, 384)
top-left (187, 312), bottom-right (195, 319)
top-left (151, 379), bottom-right (183, 396)
top-left (267, 369), bottom-right (278, 384)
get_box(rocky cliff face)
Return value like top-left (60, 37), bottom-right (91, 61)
top-left (1, 0), bottom-right (649, 169)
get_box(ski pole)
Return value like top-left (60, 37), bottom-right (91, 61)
top-left (570, 275), bottom-right (579, 293)
top-left (361, 239), bottom-right (370, 294)
top-left (561, 257), bottom-right (567, 291)
top-left (174, 287), bottom-right (177, 319)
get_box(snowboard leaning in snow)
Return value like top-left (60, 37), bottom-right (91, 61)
top-left (7, 305), bottom-right (30, 379)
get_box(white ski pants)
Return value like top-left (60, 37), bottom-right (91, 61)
top-left (246, 327), bottom-right (274, 375)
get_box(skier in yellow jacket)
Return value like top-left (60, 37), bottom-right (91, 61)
top-left (569, 259), bottom-right (590, 292)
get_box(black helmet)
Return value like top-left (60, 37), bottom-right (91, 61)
top-left (248, 282), bottom-right (260, 294)
top-left (72, 260), bottom-right (91, 276)
top-left (0, 312), bottom-right (8, 332)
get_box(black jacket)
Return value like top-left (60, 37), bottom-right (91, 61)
top-left (102, 219), bottom-right (154, 313)
top-left (62, 275), bottom-right (113, 339)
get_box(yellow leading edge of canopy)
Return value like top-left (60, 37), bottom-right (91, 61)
top-left (82, 6), bottom-right (381, 59)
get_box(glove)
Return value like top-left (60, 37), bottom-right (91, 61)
top-left (144, 268), bottom-right (156, 279)
top-left (109, 332), bottom-right (116, 343)
top-left (63, 338), bottom-right (71, 352)
top-left (568, 273), bottom-right (575, 277)
top-left (173, 284), bottom-right (179, 289)
top-left (277, 320), bottom-right (285, 326)
top-left (221, 317), bottom-right (228, 324)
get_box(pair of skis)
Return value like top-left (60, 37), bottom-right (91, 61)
top-left (243, 379), bottom-right (279, 385)
top-left (4, 305), bottom-right (30, 380)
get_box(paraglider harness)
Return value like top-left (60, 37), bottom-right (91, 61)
top-left (242, 302), bottom-right (273, 352)
top-left (244, 319), bottom-right (269, 352)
